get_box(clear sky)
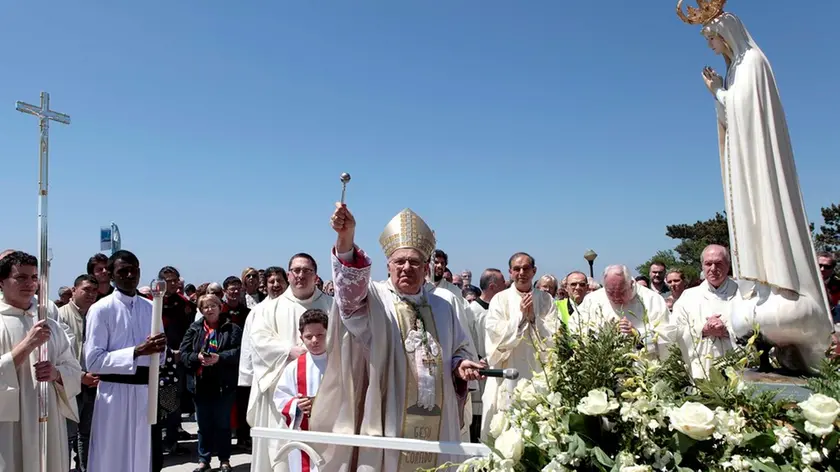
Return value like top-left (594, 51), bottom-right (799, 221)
top-left (2, 1), bottom-right (838, 294)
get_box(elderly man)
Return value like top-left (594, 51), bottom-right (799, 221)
top-left (312, 203), bottom-right (483, 471)
top-left (481, 253), bottom-right (560, 440)
top-left (556, 271), bottom-right (589, 326)
top-left (673, 245), bottom-right (743, 378)
top-left (574, 265), bottom-right (673, 358)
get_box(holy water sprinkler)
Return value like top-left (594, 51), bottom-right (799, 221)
top-left (340, 172), bottom-right (351, 204)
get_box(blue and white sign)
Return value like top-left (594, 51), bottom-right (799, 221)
top-left (100, 223), bottom-right (122, 254)
top-left (100, 227), bottom-right (112, 251)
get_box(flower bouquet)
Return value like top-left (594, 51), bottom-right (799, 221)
top-left (456, 320), bottom-right (840, 472)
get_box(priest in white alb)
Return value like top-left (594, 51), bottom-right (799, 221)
top-left (573, 265), bottom-right (675, 359)
top-left (246, 254), bottom-right (332, 472)
top-left (84, 250), bottom-right (167, 472)
top-left (0, 251), bottom-right (82, 472)
top-left (310, 203), bottom-right (484, 472)
top-left (673, 245), bottom-right (742, 378)
top-left (273, 308), bottom-right (331, 472)
top-left (480, 253), bottom-right (560, 441)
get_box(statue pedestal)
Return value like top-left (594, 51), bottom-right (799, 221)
top-left (743, 369), bottom-right (812, 402)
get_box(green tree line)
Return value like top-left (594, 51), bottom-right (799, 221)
top-left (636, 203), bottom-right (840, 284)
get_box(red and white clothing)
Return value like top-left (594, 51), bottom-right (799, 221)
top-left (273, 351), bottom-right (327, 472)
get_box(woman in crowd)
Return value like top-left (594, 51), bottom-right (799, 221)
top-left (180, 294), bottom-right (242, 472)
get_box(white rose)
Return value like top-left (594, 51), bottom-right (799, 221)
top-left (577, 389), bottom-right (619, 416)
top-left (798, 394), bottom-right (840, 437)
top-left (669, 402), bottom-right (716, 440)
top-left (519, 383), bottom-right (539, 406)
top-left (489, 411), bottom-right (510, 438)
top-left (494, 427), bottom-right (524, 461)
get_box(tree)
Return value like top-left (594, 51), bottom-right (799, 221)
top-left (815, 203), bottom-right (840, 255)
top-left (636, 212), bottom-right (730, 284)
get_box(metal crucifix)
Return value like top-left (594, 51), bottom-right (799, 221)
top-left (15, 91), bottom-right (70, 472)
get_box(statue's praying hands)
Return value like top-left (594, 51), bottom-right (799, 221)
top-left (702, 66), bottom-right (723, 95)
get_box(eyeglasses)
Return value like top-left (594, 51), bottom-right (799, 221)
top-left (819, 264), bottom-right (836, 269)
top-left (290, 267), bottom-right (314, 276)
top-left (389, 259), bottom-right (424, 269)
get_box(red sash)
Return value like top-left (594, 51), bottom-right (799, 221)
top-left (279, 355), bottom-right (311, 472)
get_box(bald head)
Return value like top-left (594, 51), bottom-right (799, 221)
top-left (603, 265), bottom-right (634, 305)
top-left (701, 244), bottom-right (730, 288)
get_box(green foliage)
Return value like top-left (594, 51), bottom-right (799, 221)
top-left (636, 213), bottom-right (729, 283)
top-left (807, 356), bottom-right (840, 400)
top-left (815, 203), bottom-right (840, 256)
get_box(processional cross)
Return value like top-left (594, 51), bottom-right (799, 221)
top-left (16, 91), bottom-right (70, 472)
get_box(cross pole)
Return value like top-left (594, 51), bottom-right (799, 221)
top-left (15, 91), bottom-right (70, 472)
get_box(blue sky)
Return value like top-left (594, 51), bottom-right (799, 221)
top-left (2, 2), bottom-right (837, 294)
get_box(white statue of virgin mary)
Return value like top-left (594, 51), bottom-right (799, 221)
top-left (677, 0), bottom-right (834, 372)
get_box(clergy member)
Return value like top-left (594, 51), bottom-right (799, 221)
top-left (273, 308), bottom-right (330, 472)
top-left (84, 250), bottom-right (167, 472)
top-left (480, 253), bottom-right (560, 440)
top-left (57, 274), bottom-right (100, 472)
top-left (574, 265), bottom-right (674, 359)
top-left (0, 251), bottom-right (82, 472)
top-left (247, 255), bottom-right (332, 472)
top-left (311, 203), bottom-right (484, 472)
top-left (466, 268), bottom-right (505, 443)
top-left (673, 245), bottom-right (741, 378)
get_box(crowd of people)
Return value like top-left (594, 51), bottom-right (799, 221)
top-left (1, 199), bottom-right (837, 472)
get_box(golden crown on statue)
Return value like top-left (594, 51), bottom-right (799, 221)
top-left (379, 208), bottom-right (436, 261)
top-left (676, 0), bottom-right (727, 25)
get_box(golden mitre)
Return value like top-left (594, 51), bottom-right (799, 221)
top-left (676, 0), bottom-right (726, 25)
top-left (379, 208), bottom-right (436, 261)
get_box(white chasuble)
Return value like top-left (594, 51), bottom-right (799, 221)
top-left (84, 291), bottom-right (161, 472)
top-left (308, 247), bottom-right (474, 472)
top-left (273, 352), bottom-right (328, 472)
top-left (0, 301), bottom-right (81, 472)
top-left (426, 282), bottom-right (478, 441)
top-left (247, 288), bottom-right (332, 472)
top-left (479, 287), bottom-right (559, 440)
top-left (673, 280), bottom-right (740, 379)
top-left (574, 284), bottom-right (675, 360)
top-left (708, 13), bottom-right (832, 369)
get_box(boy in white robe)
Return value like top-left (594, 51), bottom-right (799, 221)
top-left (272, 308), bottom-right (330, 472)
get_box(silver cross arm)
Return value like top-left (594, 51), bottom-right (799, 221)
top-left (16, 95), bottom-right (71, 125)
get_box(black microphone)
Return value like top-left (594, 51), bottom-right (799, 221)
top-left (477, 368), bottom-right (520, 380)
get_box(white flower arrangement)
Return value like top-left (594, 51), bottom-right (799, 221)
top-left (446, 320), bottom-right (840, 472)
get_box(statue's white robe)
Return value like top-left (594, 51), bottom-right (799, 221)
top-left (0, 300), bottom-right (81, 472)
top-left (709, 13), bottom-right (833, 369)
top-left (480, 287), bottom-right (559, 440)
top-left (247, 288), bottom-right (332, 472)
top-left (673, 279), bottom-right (740, 379)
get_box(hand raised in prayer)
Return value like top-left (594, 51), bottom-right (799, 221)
top-left (331, 202), bottom-right (357, 253)
top-left (290, 345), bottom-right (308, 359)
top-left (297, 394), bottom-right (313, 417)
top-left (34, 361), bottom-right (59, 382)
top-left (519, 293), bottom-right (535, 324)
top-left (456, 359), bottom-right (487, 382)
top-left (702, 314), bottom-right (729, 339)
top-left (618, 317), bottom-right (636, 336)
top-left (134, 333), bottom-right (167, 358)
top-left (23, 320), bottom-right (51, 352)
top-left (703, 66), bottom-right (723, 94)
top-left (81, 372), bottom-right (100, 387)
